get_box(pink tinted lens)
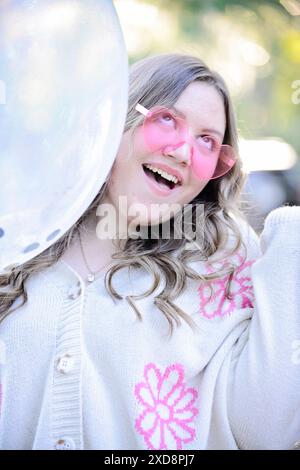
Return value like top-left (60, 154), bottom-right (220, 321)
top-left (143, 108), bottom-right (187, 152)
top-left (191, 142), bottom-right (237, 180)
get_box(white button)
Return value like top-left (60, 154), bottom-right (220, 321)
top-left (291, 440), bottom-right (300, 450)
top-left (67, 282), bottom-right (82, 300)
top-left (55, 437), bottom-right (76, 450)
top-left (56, 354), bottom-right (74, 374)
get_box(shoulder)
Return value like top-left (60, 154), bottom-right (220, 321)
top-left (258, 205), bottom-right (300, 256)
top-left (260, 205), bottom-right (300, 243)
top-left (172, 211), bottom-right (262, 321)
top-left (203, 209), bottom-right (262, 267)
top-left (176, 209), bottom-right (262, 275)
top-left (264, 205), bottom-right (300, 225)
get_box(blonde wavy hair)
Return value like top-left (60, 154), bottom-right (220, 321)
top-left (0, 53), bottom-right (249, 336)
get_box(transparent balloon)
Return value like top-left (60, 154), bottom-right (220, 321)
top-left (0, 0), bottom-right (128, 271)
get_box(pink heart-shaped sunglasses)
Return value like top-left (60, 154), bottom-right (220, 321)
top-left (135, 103), bottom-right (237, 180)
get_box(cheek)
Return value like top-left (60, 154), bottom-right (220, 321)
top-left (107, 166), bottom-right (128, 198)
top-left (130, 127), bottom-right (150, 161)
top-left (106, 154), bottom-right (137, 197)
top-left (114, 130), bottom-right (148, 171)
top-left (190, 154), bottom-right (218, 181)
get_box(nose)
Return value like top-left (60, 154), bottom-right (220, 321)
top-left (162, 142), bottom-right (192, 165)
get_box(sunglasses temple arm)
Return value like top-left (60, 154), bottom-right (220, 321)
top-left (135, 103), bottom-right (149, 116)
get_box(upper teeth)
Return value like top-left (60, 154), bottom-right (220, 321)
top-left (144, 164), bottom-right (179, 184)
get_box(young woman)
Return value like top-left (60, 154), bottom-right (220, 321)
top-left (0, 53), bottom-right (299, 450)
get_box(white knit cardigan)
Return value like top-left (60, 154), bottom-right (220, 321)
top-left (0, 207), bottom-right (299, 450)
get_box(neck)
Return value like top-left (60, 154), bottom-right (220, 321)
top-left (78, 195), bottom-right (135, 272)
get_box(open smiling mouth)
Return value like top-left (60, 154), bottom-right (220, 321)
top-left (142, 164), bottom-right (181, 191)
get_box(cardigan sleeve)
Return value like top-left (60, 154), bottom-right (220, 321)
top-left (227, 206), bottom-right (300, 449)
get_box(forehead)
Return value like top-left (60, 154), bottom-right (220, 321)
top-left (172, 81), bottom-right (226, 131)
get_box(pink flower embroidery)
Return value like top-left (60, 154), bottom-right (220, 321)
top-left (198, 252), bottom-right (255, 319)
top-left (134, 363), bottom-right (199, 450)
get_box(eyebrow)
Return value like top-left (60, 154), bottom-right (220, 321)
top-left (170, 105), bottom-right (224, 139)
